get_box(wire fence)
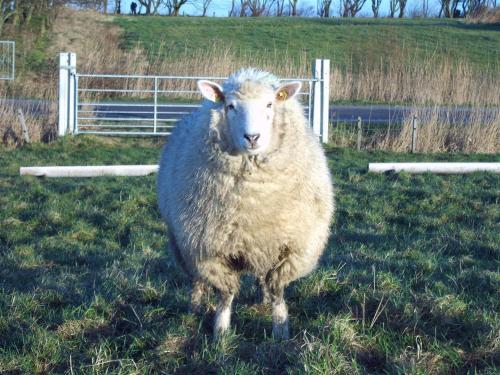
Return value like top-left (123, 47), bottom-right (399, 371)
top-left (74, 74), bottom-right (315, 136)
top-left (0, 41), bottom-right (15, 80)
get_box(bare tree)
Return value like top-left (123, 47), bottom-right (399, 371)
top-left (0, 0), bottom-right (16, 36)
top-left (165, 0), bottom-right (191, 16)
top-left (422, 0), bottom-right (430, 17)
top-left (398, 0), bottom-right (407, 17)
top-left (1, 0), bottom-right (65, 35)
top-left (289, 0), bottom-right (299, 15)
top-left (438, 0), bottom-right (453, 17)
top-left (113, 0), bottom-right (122, 14)
top-left (462, 0), bottom-right (489, 16)
top-left (317, 0), bottom-right (333, 17)
top-left (389, 0), bottom-right (399, 17)
top-left (238, 0), bottom-right (249, 16)
top-left (228, 0), bottom-right (236, 15)
top-left (275, 0), bottom-right (286, 15)
top-left (194, 0), bottom-right (212, 16)
top-left (371, 0), bottom-right (381, 17)
top-left (136, 0), bottom-right (168, 14)
top-left (247, 0), bottom-right (272, 16)
top-left (342, 0), bottom-right (367, 17)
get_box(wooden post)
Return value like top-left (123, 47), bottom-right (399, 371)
top-left (311, 59), bottom-right (322, 138)
top-left (357, 116), bottom-right (362, 151)
top-left (369, 162), bottom-right (500, 174)
top-left (20, 165), bottom-right (159, 177)
top-left (411, 115), bottom-right (417, 153)
top-left (17, 108), bottom-right (30, 144)
top-left (58, 52), bottom-right (76, 136)
top-left (320, 59), bottom-right (330, 144)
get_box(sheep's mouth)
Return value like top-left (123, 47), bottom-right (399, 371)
top-left (244, 145), bottom-right (263, 155)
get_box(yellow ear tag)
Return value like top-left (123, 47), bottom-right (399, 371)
top-left (277, 90), bottom-right (288, 101)
top-left (214, 93), bottom-right (221, 102)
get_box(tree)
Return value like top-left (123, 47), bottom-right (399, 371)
top-left (195, 0), bottom-right (213, 16)
top-left (389, 0), bottom-right (399, 17)
top-left (317, 0), bottom-right (333, 17)
top-left (0, 0), bottom-right (64, 35)
top-left (275, 0), bottom-right (286, 16)
top-left (438, 0), bottom-right (455, 17)
top-left (0, 0), bottom-right (16, 36)
top-left (341, 0), bottom-right (367, 17)
top-left (136, 0), bottom-right (164, 14)
top-left (371, 0), bottom-right (382, 17)
top-left (289, 0), bottom-right (299, 15)
top-left (165, 0), bottom-right (191, 16)
top-left (398, 0), bottom-right (407, 17)
top-left (113, 0), bottom-right (122, 14)
top-left (246, 0), bottom-right (272, 16)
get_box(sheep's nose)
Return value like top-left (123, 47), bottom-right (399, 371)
top-left (244, 133), bottom-right (260, 146)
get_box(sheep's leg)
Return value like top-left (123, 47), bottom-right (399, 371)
top-left (214, 292), bottom-right (234, 339)
top-left (258, 275), bottom-right (271, 305)
top-left (266, 258), bottom-right (294, 340)
top-left (190, 277), bottom-right (208, 314)
top-left (198, 259), bottom-right (240, 338)
top-left (269, 286), bottom-right (289, 340)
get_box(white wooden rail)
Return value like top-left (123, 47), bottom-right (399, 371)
top-left (20, 162), bottom-right (500, 178)
top-left (20, 165), bottom-right (158, 177)
top-left (369, 163), bottom-right (500, 174)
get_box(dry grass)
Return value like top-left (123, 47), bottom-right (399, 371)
top-left (0, 104), bottom-right (57, 146)
top-left (0, 8), bottom-right (498, 152)
top-left (466, 7), bottom-right (500, 24)
top-left (380, 107), bottom-right (499, 153)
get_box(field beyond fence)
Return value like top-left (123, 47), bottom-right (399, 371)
top-left (0, 8), bottom-right (499, 152)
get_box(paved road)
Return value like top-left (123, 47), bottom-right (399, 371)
top-left (1, 99), bottom-right (53, 115)
top-left (3, 99), bottom-right (497, 126)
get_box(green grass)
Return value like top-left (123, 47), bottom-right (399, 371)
top-left (0, 137), bottom-right (499, 374)
top-left (114, 16), bottom-right (500, 71)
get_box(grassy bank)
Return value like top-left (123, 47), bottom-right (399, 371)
top-left (0, 137), bottom-right (498, 373)
top-left (115, 16), bottom-right (500, 71)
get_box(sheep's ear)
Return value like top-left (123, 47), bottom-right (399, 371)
top-left (197, 80), bottom-right (224, 103)
top-left (275, 82), bottom-right (302, 101)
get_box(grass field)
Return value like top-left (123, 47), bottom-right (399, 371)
top-left (115, 16), bottom-right (500, 70)
top-left (0, 137), bottom-right (498, 374)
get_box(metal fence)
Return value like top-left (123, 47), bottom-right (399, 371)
top-left (0, 41), bottom-right (15, 80)
top-left (58, 53), bottom-right (330, 143)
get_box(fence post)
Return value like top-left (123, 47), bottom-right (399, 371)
top-left (311, 59), bottom-right (322, 138)
top-left (11, 41), bottom-right (15, 80)
top-left (357, 116), bottom-right (362, 151)
top-left (17, 108), bottom-right (30, 143)
top-left (320, 59), bottom-right (330, 144)
top-left (411, 115), bottom-right (418, 153)
top-left (58, 53), bottom-right (77, 136)
top-left (153, 77), bottom-right (158, 134)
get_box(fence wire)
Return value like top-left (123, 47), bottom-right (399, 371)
top-left (0, 41), bottom-right (15, 80)
top-left (75, 74), bottom-right (315, 136)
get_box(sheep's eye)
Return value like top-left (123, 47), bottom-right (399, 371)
top-left (267, 102), bottom-right (273, 108)
top-left (227, 104), bottom-right (235, 111)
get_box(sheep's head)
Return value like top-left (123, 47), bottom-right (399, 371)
top-left (198, 70), bottom-right (301, 155)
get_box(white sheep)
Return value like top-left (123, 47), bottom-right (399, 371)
top-left (157, 68), bottom-right (334, 339)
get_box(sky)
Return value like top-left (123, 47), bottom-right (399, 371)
top-left (119, 0), bottom-right (441, 18)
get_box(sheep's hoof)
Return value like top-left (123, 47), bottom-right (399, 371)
top-left (189, 302), bottom-right (202, 315)
top-left (261, 294), bottom-right (271, 305)
top-left (272, 321), bottom-right (289, 341)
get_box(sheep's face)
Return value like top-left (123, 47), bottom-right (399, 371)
top-left (198, 79), bottom-right (301, 155)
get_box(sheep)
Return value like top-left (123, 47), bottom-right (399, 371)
top-left (157, 68), bottom-right (334, 339)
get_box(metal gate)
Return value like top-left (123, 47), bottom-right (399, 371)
top-left (58, 53), bottom-right (330, 143)
top-left (0, 41), bottom-right (15, 80)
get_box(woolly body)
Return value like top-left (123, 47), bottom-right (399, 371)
top-left (157, 69), bottom-right (334, 338)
